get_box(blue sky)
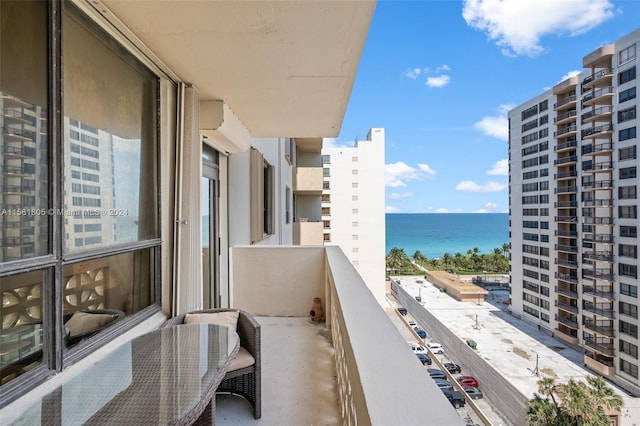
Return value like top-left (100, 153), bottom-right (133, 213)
top-left (329, 0), bottom-right (640, 214)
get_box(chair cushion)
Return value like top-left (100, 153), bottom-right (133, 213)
top-left (65, 312), bottom-right (117, 337)
top-left (229, 346), bottom-right (255, 371)
top-left (184, 311), bottom-right (239, 331)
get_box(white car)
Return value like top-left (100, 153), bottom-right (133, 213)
top-left (427, 342), bottom-right (444, 354)
top-left (407, 341), bottom-right (428, 354)
top-left (408, 320), bottom-right (417, 327)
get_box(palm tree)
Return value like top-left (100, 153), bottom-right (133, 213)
top-left (442, 252), bottom-right (452, 270)
top-left (526, 394), bottom-right (557, 426)
top-left (557, 379), bottom-right (593, 424)
top-left (386, 247), bottom-right (406, 275)
top-left (412, 250), bottom-right (425, 266)
top-left (537, 377), bottom-right (559, 407)
top-left (586, 376), bottom-right (623, 417)
top-left (502, 242), bottom-right (510, 256)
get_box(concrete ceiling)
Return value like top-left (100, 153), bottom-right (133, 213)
top-left (95, 0), bottom-right (376, 138)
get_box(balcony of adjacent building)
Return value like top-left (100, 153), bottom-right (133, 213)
top-left (583, 249), bottom-right (614, 263)
top-left (554, 215), bottom-right (579, 225)
top-left (554, 170), bottom-right (578, 181)
top-left (582, 196), bottom-right (614, 207)
top-left (554, 228), bottom-right (578, 238)
top-left (292, 219), bottom-right (324, 245)
top-left (555, 283), bottom-right (579, 299)
top-left (554, 185), bottom-right (578, 194)
top-left (553, 154), bottom-right (577, 166)
top-left (583, 332), bottom-right (615, 358)
top-left (583, 283), bottom-right (616, 301)
top-left (581, 105), bottom-right (613, 123)
top-left (555, 314), bottom-right (579, 345)
top-left (554, 109), bottom-right (577, 126)
top-left (555, 257), bottom-right (579, 269)
top-left (581, 141), bottom-right (613, 157)
top-left (582, 301), bottom-right (616, 319)
top-left (581, 123), bottom-right (614, 139)
top-left (553, 138), bottom-right (577, 153)
top-left (555, 297), bottom-right (579, 314)
top-left (584, 352), bottom-right (616, 378)
top-left (583, 317), bottom-right (616, 338)
top-left (583, 233), bottom-right (614, 244)
top-left (583, 215), bottom-right (614, 225)
top-left (582, 179), bottom-right (614, 190)
top-left (553, 124), bottom-right (578, 139)
top-left (294, 166), bottom-right (323, 195)
top-left (581, 86), bottom-right (614, 108)
top-left (581, 68), bottom-right (615, 91)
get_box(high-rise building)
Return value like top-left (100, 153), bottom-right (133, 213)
top-left (509, 29), bottom-right (639, 394)
top-left (321, 128), bottom-right (386, 305)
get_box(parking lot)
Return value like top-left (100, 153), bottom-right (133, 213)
top-left (385, 300), bottom-right (509, 426)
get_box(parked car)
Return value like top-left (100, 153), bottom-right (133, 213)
top-left (456, 375), bottom-right (479, 388)
top-left (413, 327), bottom-right (427, 338)
top-left (462, 386), bottom-right (483, 400)
top-left (397, 307), bottom-right (407, 316)
top-left (441, 389), bottom-right (466, 409)
top-left (427, 368), bottom-right (446, 380)
top-left (408, 320), bottom-right (417, 327)
top-left (408, 341), bottom-right (428, 354)
top-left (433, 378), bottom-right (453, 391)
top-left (443, 362), bottom-right (461, 374)
top-left (416, 353), bottom-right (432, 365)
top-left (427, 342), bottom-right (444, 354)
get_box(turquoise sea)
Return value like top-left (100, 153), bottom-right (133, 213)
top-left (386, 213), bottom-right (509, 259)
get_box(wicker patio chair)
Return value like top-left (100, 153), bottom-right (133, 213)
top-left (162, 308), bottom-right (261, 419)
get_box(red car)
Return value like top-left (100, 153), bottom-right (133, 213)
top-left (456, 375), bottom-right (479, 388)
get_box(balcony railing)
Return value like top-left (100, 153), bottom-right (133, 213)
top-left (581, 87), bottom-right (614, 107)
top-left (554, 125), bottom-right (577, 138)
top-left (555, 258), bottom-right (578, 268)
top-left (582, 320), bottom-right (615, 337)
top-left (581, 142), bottom-right (613, 155)
top-left (555, 300), bottom-right (579, 314)
top-left (554, 229), bottom-right (577, 237)
top-left (582, 268), bottom-right (614, 281)
top-left (581, 105), bottom-right (613, 122)
top-left (555, 244), bottom-right (578, 254)
top-left (554, 110), bottom-right (577, 123)
top-left (583, 285), bottom-right (616, 301)
top-left (554, 139), bottom-right (577, 151)
top-left (583, 216), bottom-right (614, 225)
top-left (555, 314), bottom-right (579, 329)
top-left (554, 170), bottom-right (578, 179)
top-left (581, 68), bottom-right (614, 87)
top-left (555, 285), bottom-right (579, 298)
top-left (554, 216), bottom-right (578, 224)
top-left (583, 337), bottom-right (615, 356)
top-left (583, 234), bottom-right (614, 243)
top-left (554, 95), bottom-right (577, 109)
top-left (582, 303), bottom-right (616, 319)
top-left (581, 123), bottom-right (613, 138)
top-left (582, 251), bottom-right (614, 262)
top-left (582, 198), bottom-right (613, 207)
top-left (581, 180), bottom-right (613, 189)
top-left (553, 156), bottom-right (577, 165)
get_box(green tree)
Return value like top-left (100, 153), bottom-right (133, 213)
top-left (526, 395), bottom-right (557, 426)
top-left (413, 250), bottom-right (425, 266)
top-left (386, 247), bottom-right (406, 275)
top-left (442, 252), bottom-right (452, 270)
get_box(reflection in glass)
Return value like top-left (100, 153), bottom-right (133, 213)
top-left (62, 7), bottom-right (158, 254)
top-left (62, 248), bottom-right (155, 347)
top-left (1, 0), bottom-right (49, 261)
top-left (0, 270), bottom-right (44, 384)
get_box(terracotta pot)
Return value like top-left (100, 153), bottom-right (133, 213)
top-left (310, 297), bottom-right (324, 322)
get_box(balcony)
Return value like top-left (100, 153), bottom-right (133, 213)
top-left (554, 229), bottom-right (578, 237)
top-left (581, 68), bottom-right (614, 90)
top-left (555, 284), bottom-right (579, 298)
top-left (228, 246), bottom-right (462, 424)
top-left (554, 186), bottom-right (578, 194)
top-left (583, 216), bottom-right (614, 225)
top-left (555, 258), bottom-right (578, 268)
top-left (582, 320), bottom-right (615, 337)
top-left (583, 251), bottom-right (614, 262)
top-left (294, 167), bottom-right (323, 195)
top-left (581, 123), bottom-right (613, 139)
top-left (581, 142), bottom-right (613, 156)
top-left (581, 105), bottom-right (613, 123)
top-left (293, 220), bottom-right (324, 245)
top-left (582, 180), bottom-right (614, 189)
top-left (583, 337), bottom-right (615, 357)
top-left (555, 314), bottom-right (579, 329)
top-left (581, 87), bottom-right (614, 107)
top-left (583, 233), bottom-right (614, 244)
top-left (582, 268), bottom-right (614, 281)
top-left (584, 353), bottom-right (616, 377)
top-left (582, 198), bottom-right (613, 207)
top-left (553, 95), bottom-right (577, 110)
top-left (553, 156), bottom-right (577, 166)
top-left (555, 272), bottom-right (578, 284)
top-left (555, 300), bottom-right (579, 314)
top-left (583, 285), bottom-right (616, 301)
top-left (554, 139), bottom-right (577, 152)
top-left (1, 246), bottom-right (462, 425)
top-left (554, 216), bottom-right (578, 224)
top-left (553, 125), bottom-right (577, 138)
top-left (582, 303), bottom-right (616, 319)
top-left (554, 110), bottom-right (577, 125)
top-left (554, 170), bottom-right (578, 180)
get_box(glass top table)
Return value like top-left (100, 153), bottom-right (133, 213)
top-left (14, 324), bottom-right (239, 425)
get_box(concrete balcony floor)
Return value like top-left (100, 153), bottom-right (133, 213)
top-left (216, 316), bottom-right (340, 425)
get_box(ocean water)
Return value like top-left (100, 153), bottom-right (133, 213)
top-left (386, 213), bottom-right (509, 259)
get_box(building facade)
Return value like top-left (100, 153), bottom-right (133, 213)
top-left (321, 128), bottom-right (386, 305)
top-left (509, 29), bottom-right (640, 395)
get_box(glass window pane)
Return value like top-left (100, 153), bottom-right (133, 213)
top-left (1, 270), bottom-right (45, 384)
top-left (62, 7), bottom-right (158, 253)
top-left (1, 0), bottom-right (49, 261)
top-left (62, 248), bottom-right (155, 347)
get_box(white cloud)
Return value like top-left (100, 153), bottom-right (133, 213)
top-left (436, 64), bottom-right (451, 72)
top-left (434, 208), bottom-right (451, 213)
top-left (426, 75), bottom-right (451, 88)
top-left (455, 180), bottom-right (508, 192)
top-left (473, 104), bottom-right (514, 141)
top-left (559, 70), bottom-right (582, 82)
top-left (487, 159), bottom-right (509, 175)
top-left (386, 205), bottom-right (402, 213)
top-left (388, 192), bottom-right (414, 200)
top-left (406, 68), bottom-right (422, 79)
top-left (462, 0), bottom-right (614, 57)
top-left (385, 161), bottom-right (437, 188)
